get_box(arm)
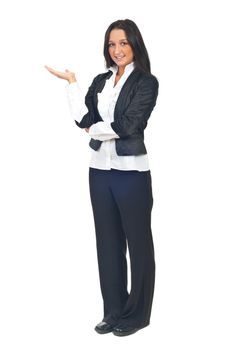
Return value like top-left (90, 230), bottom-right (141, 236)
top-left (85, 76), bottom-right (159, 140)
top-left (87, 121), bottom-right (120, 141)
top-left (45, 65), bottom-right (96, 129)
top-left (66, 82), bottom-right (89, 123)
top-left (74, 74), bottom-right (105, 129)
top-left (110, 76), bottom-right (159, 138)
top-left (86, 77), bottom-right (158, 141)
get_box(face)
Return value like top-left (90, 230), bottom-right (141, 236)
top-left (108, 29), bottom-right (134, 69)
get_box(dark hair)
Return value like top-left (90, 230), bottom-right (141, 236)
top-left (103, 19), bottom-right (151, 74)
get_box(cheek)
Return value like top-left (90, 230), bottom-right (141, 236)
top-left (108, 48), bottom-right (114, 57)
top-left (126, 47), bottom-right (134, 58)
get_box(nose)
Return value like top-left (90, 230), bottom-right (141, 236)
top-left (113, 44), bottom-right (122, 55)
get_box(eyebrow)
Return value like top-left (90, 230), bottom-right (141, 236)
top-left (108, 38), bottom-right (128, 43)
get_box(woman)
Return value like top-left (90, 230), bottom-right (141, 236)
top-left (45, 18), bottom-right (159, 337)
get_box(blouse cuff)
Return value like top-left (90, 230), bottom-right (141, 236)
top-left (89, 121), bottom-right (120, 141)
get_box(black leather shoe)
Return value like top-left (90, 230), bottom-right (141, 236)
top-left (112, 325), bottom-right (140, 336)
top-left (94, 321), bottom-right (114, 334)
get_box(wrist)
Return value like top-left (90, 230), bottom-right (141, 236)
top-left (68, 76), bottom-right (77, 84)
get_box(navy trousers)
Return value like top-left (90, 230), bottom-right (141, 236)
top-left (88, 167), bottom-right (155, 328)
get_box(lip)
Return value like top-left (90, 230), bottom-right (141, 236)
top-left (115, 56), bottom-right (125, 59)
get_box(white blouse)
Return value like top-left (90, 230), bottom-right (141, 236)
top-left (66, 61), bottom-right (150, 171)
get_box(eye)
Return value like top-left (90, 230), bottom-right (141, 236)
top-left (121, 42), bottom-right (128, 46)
top-left (108, 43), bottom-right (115, 47)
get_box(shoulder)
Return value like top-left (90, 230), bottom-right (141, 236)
top-left (136, 69), bottom-right (159, 87)
top-left (91, 70), bottom-right (113, 85)
top-left (132, 69), bottom-right (159, 94)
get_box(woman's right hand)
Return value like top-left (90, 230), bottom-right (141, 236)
top-left (44, 65), bottom-right (77, 84)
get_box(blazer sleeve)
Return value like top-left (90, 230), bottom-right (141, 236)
top-left (110, 75), bottom-right (159, 138)
top-left (74, 74), bottom-right (102, 129)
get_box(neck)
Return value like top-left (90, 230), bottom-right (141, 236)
top-left (117, 66), bottom-right (125, 76)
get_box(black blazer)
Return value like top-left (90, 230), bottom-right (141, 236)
top-left (75, 67), bottom-right (159, 156)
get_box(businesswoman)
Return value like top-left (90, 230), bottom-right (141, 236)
top-left (45, 18), bottom-right (159, 336)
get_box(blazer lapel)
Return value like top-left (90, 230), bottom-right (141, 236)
top-left (114, 68), bottom-right (142, 119)
top-left (93, 70), bottom-right (113, 121)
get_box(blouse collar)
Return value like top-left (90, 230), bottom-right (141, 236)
top-left (108, 61), bottom-right (135, 74)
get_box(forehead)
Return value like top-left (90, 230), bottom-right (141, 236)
top-left (109, 29), bottom-right (127, 41)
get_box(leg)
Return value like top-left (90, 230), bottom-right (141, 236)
top-left (89, 167), bottom-right (129, 326)
top-left (110, 169), bottom-right (155, 329)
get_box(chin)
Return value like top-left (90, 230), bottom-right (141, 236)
top-left (116, 62), bottom-right (128, 67)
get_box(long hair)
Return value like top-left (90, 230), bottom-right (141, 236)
top-left (103, 19), bottom-right (151, 74)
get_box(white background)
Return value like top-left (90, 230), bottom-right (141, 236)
top-left (0, 0), bottom-right (233, 349)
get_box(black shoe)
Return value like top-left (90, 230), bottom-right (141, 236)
top-left (94, 321), bottom-right (114, 334)
top-left (112, 325), bottom-right (140, 337)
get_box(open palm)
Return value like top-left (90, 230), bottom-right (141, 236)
top-left (44, 65), bottom-right (76, 83)
top-left (45, 64), bottom-right (89, 133)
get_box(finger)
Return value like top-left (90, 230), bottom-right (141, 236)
top-left (45, 65), bottom-right (56, 74)
top-left (44, 65), bottom-right (55, 72)
top-left (45, 65), bottom-right (58, 73)
top-left (45, 66), bottom-right (63, 78)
